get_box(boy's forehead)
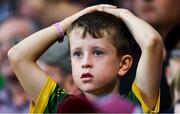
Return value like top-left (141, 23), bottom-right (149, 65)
top-left (68, 27), bottom-right (84, 37)
top-left (68, 27), bottom-right (116, 49)
top-left (69, 34), bottom-right (116, 52)
top-left (68, 27), bottom-right (111, 40)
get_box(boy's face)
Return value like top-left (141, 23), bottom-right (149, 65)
top-left (68, 28), bottom-right (121, 95)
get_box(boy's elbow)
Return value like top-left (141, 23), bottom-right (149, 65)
top-left (8, 47), bottom-right (22, 65)
top-left (144, 34), bottom-right (163, 52)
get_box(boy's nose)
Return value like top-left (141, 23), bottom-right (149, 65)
top-left (81, 55), bottom-right (93, 69)
top-left (82, 63), bottom-right (93, 69)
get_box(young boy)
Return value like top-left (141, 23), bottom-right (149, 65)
top-left (8, 4), bottom-right (163, 113)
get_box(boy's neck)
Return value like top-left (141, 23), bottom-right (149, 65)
top-left (84, 81), bottom-right (120, 102)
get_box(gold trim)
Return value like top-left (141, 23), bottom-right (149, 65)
top-left (132, 81), bottom-right (160, 113)
top-left (29, 76), bottom-right (56, 113)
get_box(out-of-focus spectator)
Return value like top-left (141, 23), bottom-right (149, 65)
top-left (57, 95), bottom-right (141, 113)
top-left (132, 0), bottom-right (180, 38)
top-left (164, 24), bottom-right (180, 112)
top-left (0, 15), bottom-right (38, 77)
top-left (0, 76), bottom-right (29, 113)
top-left (0, 0), bottom-right (20, 22)
top-left (19, 0), bottom-right (85, 26)
top-left (38, 39), bottom-right (81, 95)
top-left (164, 24), bottom-right (180, 54)
top-left (95, 95), bottom-right (142, 113)
top-left (0, 73), bottom-right (5, 89)
top-left (165, 25), bottom-right (180, 99)
top-left (164, 68), bottom-right (180, 113)
top-left (166, 49), bottom-right (180, 100)
top-left (116, 0), bottom-right (132, 11)
top-left (0, 15), bottom-right (40, 113)
top-left (171, 69), bottom-right (180, 113)
top-left (18, 0), bottom-right (118, 26)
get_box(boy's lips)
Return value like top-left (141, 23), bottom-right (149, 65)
top-left (80, 73), bottom-right (94, 79)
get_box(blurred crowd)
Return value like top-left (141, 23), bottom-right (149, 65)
top-left (0, 0), bottom-right (179, 113)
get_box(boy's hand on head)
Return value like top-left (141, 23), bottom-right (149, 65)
top-left (73, 4), bottom-right (117, 18)
top-left (99, 7), bottom-right (163, 111)
top-left (60, 4), bottom-right (117, 32)
top-left (100, 8), bottom-right (133, 19)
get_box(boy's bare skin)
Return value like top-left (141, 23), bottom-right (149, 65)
top-left (8, 4), bottom-right (163, 110)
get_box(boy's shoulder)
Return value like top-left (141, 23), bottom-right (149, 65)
top-left (29, 77), bottom-right (68, 113)
top-left (29, 77), bottom-right (96, 113)
top-left (127, 81), bottom-right (160, 113)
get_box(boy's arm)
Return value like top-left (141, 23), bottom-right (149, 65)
top-left (103, 9), bottom-right (163, 109)
top-left (8, 20), bottom-right (68, 102)
top-left (8, 4), bottom-right (117, 103)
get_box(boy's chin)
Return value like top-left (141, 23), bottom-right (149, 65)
top-left (80, 87), bottom-right (100, 95)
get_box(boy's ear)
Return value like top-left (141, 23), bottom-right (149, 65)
top-left (118, 55), bottom-right (133, 77)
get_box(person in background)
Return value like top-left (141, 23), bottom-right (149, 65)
top-left (0, 15), bottom-right (40, 113)
top-left (132, 0), bottom-right (180, 38)
top-left (164, 25), bottom-right (180, 113)
top-left (171, 69), bottom-right (180, 113)
top-left (0, 76), bottom-right (29, 113)
top-left (165, 51), bottom-right (180, 113)
top-left (18, 0), bottom-right (118, 27)
top-left (165, 25), bottom-right (180, 86)
top-left (0, 0), bottom-right (20, 22)
top-left (0, 15), bottom-right (38, 77)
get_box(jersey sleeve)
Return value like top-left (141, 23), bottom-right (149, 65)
top-left (130, 80), bottom-right (160, 113)
top-left (29, 76), bottom-right (68, 113)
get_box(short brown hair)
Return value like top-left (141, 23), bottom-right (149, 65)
top-left (67, 11), bottom-right (138, 57)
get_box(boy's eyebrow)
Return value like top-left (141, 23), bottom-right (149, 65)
top-left (93, 46), bottom-right (106, 51)
top-left (72, 46), bottom-right (108, 50)
top-left (71, 47), bottom-right (82, 52)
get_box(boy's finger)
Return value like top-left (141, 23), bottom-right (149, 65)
top-left (73, 5), bottom-right (117, 19)
top-left (98, 4), bottom-right (117, 8)
top-left (100, 8), bottom-right (116, 14)
top-left (95, 5), bottom-right (117, 12)
top-left (97, 4), bottom-right (117, 10)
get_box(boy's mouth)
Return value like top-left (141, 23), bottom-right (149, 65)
top-left (80, 73), bottom-right (94, 79)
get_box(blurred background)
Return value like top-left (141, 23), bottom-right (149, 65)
top-left (0, 0), bottom-right (179, 113)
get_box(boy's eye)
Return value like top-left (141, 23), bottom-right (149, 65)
top-left (93, 50), bottom-right (104, 56)
top-left (73, 51), bottom-right (83, 58)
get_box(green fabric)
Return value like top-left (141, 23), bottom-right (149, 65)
top-left (0, 73), bottom-right (5, 89)
top-left (43, 84), bottom-right (141, 113)
top-left (44, 84), bottom-right (68, 113)
top-left (127, 91), bottom-right (141, 105)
